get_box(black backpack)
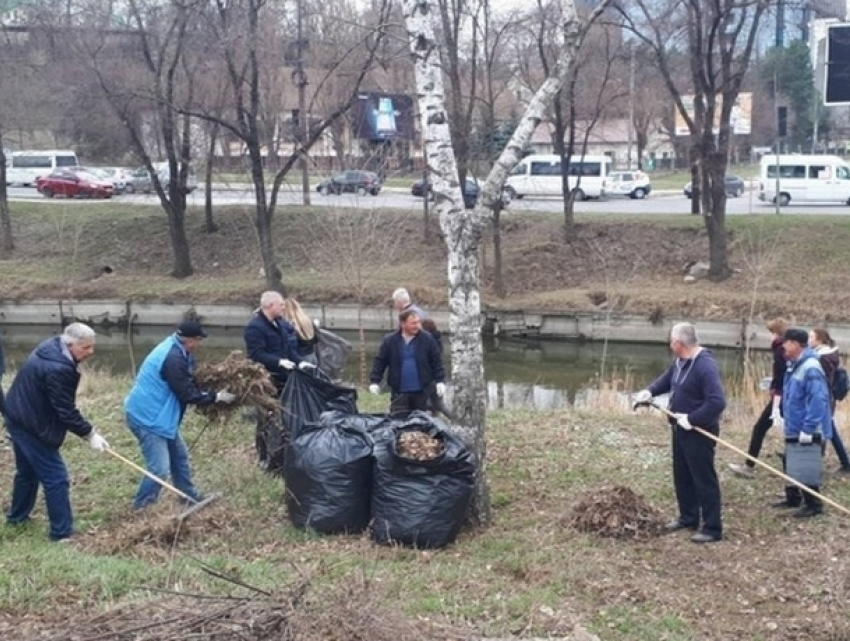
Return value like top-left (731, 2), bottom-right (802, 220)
top-left (833, 366), bottom-right (849, 402)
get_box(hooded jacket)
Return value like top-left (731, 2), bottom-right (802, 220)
top-left (782, 347), bottom-right (832, 440)
top-left (4, 336), bottom-right (94, 448)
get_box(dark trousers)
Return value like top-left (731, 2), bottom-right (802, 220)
top-left (672, 427), bottom-right (722, 538)
top-left (830, 420), bottom-right (850, 469)
top-left (390, 391), bottom-right (428, 418)
top-left (6, 425), bottom-right (74, 540)
top-left (744, 399), bottom-right (776, 467)
top-left (0, 384), bottom-right (6, 416)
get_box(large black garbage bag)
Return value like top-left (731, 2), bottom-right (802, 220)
top-left (315, 328), bottom-right (353, 382)
top-left (285, 412), bottom-right (379, 534)
top-left (281, 368), bottom-right (357, 441)
top-left (370, 411), bottom-right (476, 549)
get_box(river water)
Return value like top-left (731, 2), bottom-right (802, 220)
top-left (0, 325), bottom-right (747, 411)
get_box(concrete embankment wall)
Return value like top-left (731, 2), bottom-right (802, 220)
top-left (2, 299), bottom-right (849, 351)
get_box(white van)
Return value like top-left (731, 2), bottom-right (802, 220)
top-left (758, 154), bottom-right (850, 206)
top-left (504, 154), bottom-right (612, 200)
top-left (6, 150), bottom-right (79, 186)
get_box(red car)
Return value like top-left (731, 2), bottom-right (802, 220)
top-left (36, 169), bottom-right (114, 199)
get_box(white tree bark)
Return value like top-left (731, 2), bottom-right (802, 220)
top-left (401, 0), bottom-right (607, 526)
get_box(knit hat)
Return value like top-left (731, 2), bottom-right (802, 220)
top-left (176, 320), bottom-right (208, 339)
top-left (783, 328), bottom-right (808, 346)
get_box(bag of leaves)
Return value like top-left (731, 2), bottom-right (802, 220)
top-left (315, 328), bottom-right (353, 382)
top-left (281, 367), bottom-right (357, 441)
top-left (370, 411), bottom-right (476, 549)
top-left (285, 411), bottom-right (396, 533)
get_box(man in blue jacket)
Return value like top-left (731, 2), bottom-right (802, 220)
top-left (4, 323), bottom-right (109, 541)
top-left (125, 321), bottom-right (235, 510)
top-left (634, 322), bottom-right (727, 543)
top-left (369, 309), bottom-right (446, 417)
top-left (775, 328), bottom-right (832, 518)
top-left (244, 291), bottom-right (310, 391)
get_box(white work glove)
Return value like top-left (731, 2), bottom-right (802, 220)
top-left (313, 318), bottom-right (320, 328)
top-left (435, 382), bottom-right (446, 397)
top-left (298, 361), bottom-right (316, 371)
top-left (772, 416), bottom-right (784, 430)
top-left (798, 432), bottom-right (813, 445)
top-left (215, 389), bottom-right (237, 404)
top-left (369, 384), bottom-right (380, 395)
top-left (633, 389), bottom-right (652, 405)
top-left (87, 431), bottom-right (109, 452)
top-left (674, 413), bottom-right (693, 431)
top-left (279, 359), bottom-right (295, 370)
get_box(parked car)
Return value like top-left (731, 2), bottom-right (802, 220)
top-left (316, 170), bottom-right (381, 196)
top-left (606, 170), bottom-right (652, 199)
top-left (129, 163), bottom-right (198, 194)
top-left (684, 174), bottom-right (746, 198)
top-left (36, 169), bottom-right (114, 199)
top-left (98, 167), bottom-right (133, 194)
top-left (411, 177), bottom-right (510, 209)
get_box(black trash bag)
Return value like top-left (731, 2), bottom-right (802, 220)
top-left (370, 411), bottom-right (476, 549)
top-left (315, 328), bottom-right (353, 382)
top-left (281, 367), bottom-right (357, 442)
top-left (285, 412), bottom-right (379, 534)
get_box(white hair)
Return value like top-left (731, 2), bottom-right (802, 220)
top-left (670, 322), bottom-right (699, 346)
top-left (260, 290), bottom-right (284, 309)
top-left (392, 287), bottom-right (410, 304)
top-left (61, 322), bottom-right (96, 345)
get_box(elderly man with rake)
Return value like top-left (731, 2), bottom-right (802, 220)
top-left (633, 322), bottom-right (726, 544)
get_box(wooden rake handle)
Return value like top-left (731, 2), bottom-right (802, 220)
top-left (104, 446), bottom-right (197, 504)
top-left (647, 403), bottom-right (850, 519)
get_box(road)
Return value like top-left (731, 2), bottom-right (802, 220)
top-left (8, 185), bottom-right (850, 216)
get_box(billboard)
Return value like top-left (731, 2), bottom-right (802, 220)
top-left (352, 92), bottom-right (415, 141)
top-left (825, 23), bottom-right (850, 105)
top-left (674, 93), bottom-right (752, 137)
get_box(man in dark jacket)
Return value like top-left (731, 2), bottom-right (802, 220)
top-left (4, 323), bottom-right (109, 541)
top-left (634, 322), bottom-right (727, 543)
top-left (124, 321), bottom-right (235, 510)
top-left (369, 309), bottom-right (446, 417)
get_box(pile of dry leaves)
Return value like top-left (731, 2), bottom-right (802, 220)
top-left (567, 485), bottom-right (665, 539)
top-left (194, 351), bottom-right (279, 422)
top-left (397, 431), bottom-right (444, 461)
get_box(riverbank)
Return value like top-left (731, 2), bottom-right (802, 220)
top-left (3, 202), bottom-right (850, 329)
top-left (1, 370), bottom-right (849, 640)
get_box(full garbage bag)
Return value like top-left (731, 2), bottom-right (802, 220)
top-left (370, 411), bottom-right (476, 549)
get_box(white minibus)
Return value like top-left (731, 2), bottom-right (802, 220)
top-left (504, 154), bottom-right (612, 200)
top-left (758, 154), bottom-right (850, 206)
top-left (6, 150), bottom-right (79, 186)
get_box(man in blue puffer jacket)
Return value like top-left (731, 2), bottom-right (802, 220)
top-left (5, 323), bottom-right (109, 541)
top-left (125, 321), bottom-right (236, 510)
top-left (775, 328), bottom-right (832, 518)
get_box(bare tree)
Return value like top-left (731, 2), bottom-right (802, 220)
top-left (303, 207), bottom-right (408, 387)
top-left (185, 0), bottom-right (392, 292)
top-left (617, 0), bottom-right (772, 280)
top-left (401, 0), bottom-right (610, 526)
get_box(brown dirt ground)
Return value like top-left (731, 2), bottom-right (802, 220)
top-left (4, 204), bottom-right (850, 323)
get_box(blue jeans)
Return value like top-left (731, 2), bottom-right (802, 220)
top-left (5, 424), bottom-right (74, 540)
top-left (126, 416), bottom-right (201, 509)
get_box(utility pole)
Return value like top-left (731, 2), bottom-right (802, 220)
top-left (626, 42), bottom-right (635, 169)
top-left (296, 0), bottom-right (311, 205)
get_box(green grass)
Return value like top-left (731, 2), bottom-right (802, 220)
top-left (2, 370), bottom-right (849, 638)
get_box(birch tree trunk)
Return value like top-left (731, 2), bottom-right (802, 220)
top-left (401, 0), bottom-right (607, 527)
top-left (402, 0), bottom-right (491, 526)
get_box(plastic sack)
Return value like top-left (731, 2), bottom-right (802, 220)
top-left (315, 328), bottom-right (353, 382)
top-left (285, 412), bottom-right (390, 533)
top-left (370, 411), bottom-right (476, 549)
top-left (281, 368), bottom-right (357, 441)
